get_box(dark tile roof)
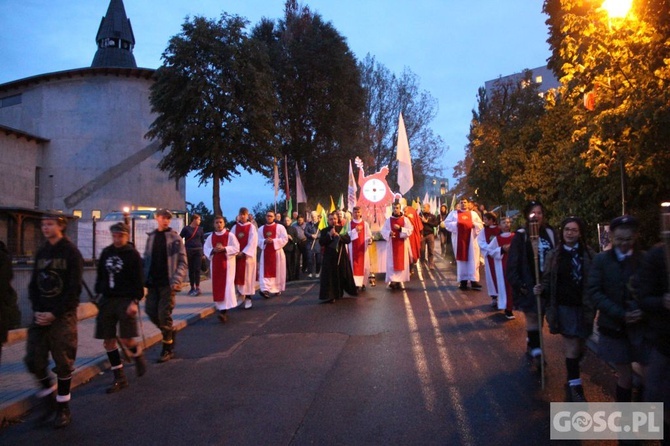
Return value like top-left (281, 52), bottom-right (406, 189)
top-left (92, 0), bottom-right (137, 68)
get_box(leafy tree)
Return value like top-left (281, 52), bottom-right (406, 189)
top-left (251, 1), bottom-right (368, 207)
top-left (359, 55), bottom-right (447, 197)
top-left (457, 71), bottom-right (545, 208)
top-left (542, 0), bottom-right (670, 243)
top-left (146, 14), bottom-right (279, 216)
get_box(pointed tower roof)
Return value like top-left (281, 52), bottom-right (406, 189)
top-left (91, 0), bottom-right (137, 68)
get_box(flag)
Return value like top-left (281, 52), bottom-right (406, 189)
top-left (347, 159), bottom-right (357, 211)
top-left (319, 207), bottom-right (328, 230)
top-left (283, 155), bottom-right (291, 200)
top-left (450, 194), bottom-right (457, 212)
top-left (423, 192), bottom-right (429, 205)
top-left (396, 112), bottom-right (413, 194)
top-left (329, 196), bottom-right (336, 213)
top-left (316, 203), bottom-right (324, 215)
top-left (286, 197), bottom-right (293, 219)
top-left (273, 158), bottom-right (279, 199)
top-left (295, 162), bottom-right (307, 204)
top-left (338, 194), bottom-right (344, 211)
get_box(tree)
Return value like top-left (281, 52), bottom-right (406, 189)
top-left (359, 55), bottom-right (447, 197)
top-left (542, 0), bottom-right (670, 243)
top-left (251, 1), bottom-right (368, 207)
top-left (146, 14), bottom-right (279, 216)
top-left (457, 71), bottom-right (545, 208)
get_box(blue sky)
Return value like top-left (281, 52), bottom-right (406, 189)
top-left (0, 0), bottom-right (552, 217)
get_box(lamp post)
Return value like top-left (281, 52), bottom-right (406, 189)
top-left (601, 0), bottom-right (633, 216)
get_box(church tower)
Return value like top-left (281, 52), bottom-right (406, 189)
top-left (91, 0), bottom-right (137, 68)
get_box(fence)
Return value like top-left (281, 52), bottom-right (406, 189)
top-left (77, 218), bottom-right (184, 260)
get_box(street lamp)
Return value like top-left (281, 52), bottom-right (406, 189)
top-left (601, 0), bottom-right (633, 216)
top-left (601, 0), bottom-right (633, 19)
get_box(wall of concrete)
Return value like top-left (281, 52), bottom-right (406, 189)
top-left (0, 71), bottom-right (185, 219)
top-left (0, 133), bottom-right (41, 209)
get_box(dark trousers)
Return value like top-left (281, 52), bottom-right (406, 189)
top-left (24, 311), bottom-right (78, 379)
top-left (186, 248), bottom-right (203, 288)
top-left (145, 286), bottom-right (175, 341)
top-left (421, 233), bottom-right (435, 265)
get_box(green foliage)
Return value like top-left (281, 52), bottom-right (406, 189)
top-left (251, 1), bottom-right (368, 207)
top-left (146, 13), bottom-right (279, 216)
top-left (459, 1), bottom-right (670, 247)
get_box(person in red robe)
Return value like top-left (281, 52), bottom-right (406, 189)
top-left (381, 201), bottom-right (414, 289)
top-left (403, 205), bottom-right (423, 270)
top-left (444, 197), bottom-right (484, 291)
top-left (348, 206), bottom-right (372, 290)
top-left (231, 207), bottom-right (258, 310)
top-left (204, 216), bottom-right (240, 323)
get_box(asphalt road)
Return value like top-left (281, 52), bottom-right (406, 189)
top-left (0, 259), bottom-right (620, 446)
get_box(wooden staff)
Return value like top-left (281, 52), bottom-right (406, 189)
top-left (529, 219), bottom-right (545, 389)
top-left (661, 209), bottom-right (670, 287)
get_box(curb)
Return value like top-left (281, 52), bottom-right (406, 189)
top-left (0, 304), bottom-right (217, 425)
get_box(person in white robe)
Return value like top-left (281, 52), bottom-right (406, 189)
top-left (204, 216), bottom-right (240, 322)
top-left (348, 206), bottom-right (372, 289)
top-left (445, 197), bottom-right (484, 290)
top-left (381, 202), bottom-right (413, 289)
top-left (231, 207), bottom-right (258, 309)
top-left (257, 211), bottom-right (288, 297)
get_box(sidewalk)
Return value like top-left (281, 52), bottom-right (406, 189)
top-left (0, 280), bottom-right (221, 424)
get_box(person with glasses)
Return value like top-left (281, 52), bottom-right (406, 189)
top-left (536, 217), bottom-right (595, 401)
top-left (257, 211), bottom-right (288, 298)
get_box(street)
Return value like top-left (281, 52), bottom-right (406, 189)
top-left (0, 254), bottom-right (618, 445)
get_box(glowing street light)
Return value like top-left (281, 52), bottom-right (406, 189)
top-left (601, 0), bottom-right (633, 19)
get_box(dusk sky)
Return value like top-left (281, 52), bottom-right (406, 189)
top-left (0, 0), bottom-right (553, 216)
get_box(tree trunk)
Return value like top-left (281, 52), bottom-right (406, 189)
top-left (212, 173), bottom-right (222, 217)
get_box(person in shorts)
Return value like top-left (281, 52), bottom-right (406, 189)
top-left (94, 222), bottom-right (147, 393)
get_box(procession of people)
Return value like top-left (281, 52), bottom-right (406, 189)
top-left (8, 193), bottom-right (670, 441)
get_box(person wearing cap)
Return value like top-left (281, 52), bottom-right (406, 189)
top-left (143, 209), bottom-right (187, 363)
top-left (444, 197), bottom-right (484, 291)
top-left (381, 201), bottom-right (414, 290)
top-left (506, 200), bottom-right (555, 370)
top-left (24, 214), bottom-right (83, 428)
top-left (257, 211), bottom-right (288, 298)
top-left (536, 216), bottom-right (596, 402)
top-left (586, 215), bottom-right (649, 403)
top-left (204, 216), bottom-right (240, 322)
top-left (94, 222), bottom-right (147, 394)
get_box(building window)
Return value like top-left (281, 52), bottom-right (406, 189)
top-left (535, 75), bottom-right (543, 84)
top-left (0, 94), bottom-right (22, 108)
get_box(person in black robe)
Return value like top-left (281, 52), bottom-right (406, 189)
top-left (283, 216), bottom-right (300, 281)
top-left (319, 212), bottom-right (358, 303)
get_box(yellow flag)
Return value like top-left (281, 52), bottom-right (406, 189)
top-left (315, 203), bottom-right (324, 215)
top-left (329, 196), bottom-right (336, 213)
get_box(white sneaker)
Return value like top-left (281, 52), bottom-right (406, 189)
top-left (244, 298), bottom-right (252, 309)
